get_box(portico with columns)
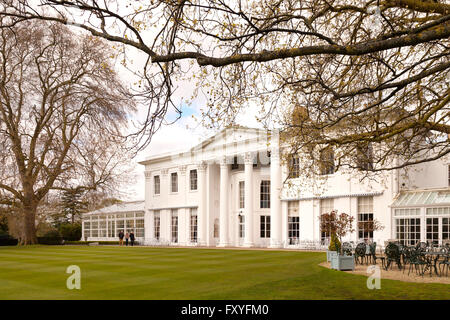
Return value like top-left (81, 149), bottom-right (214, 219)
top-left (139, 126), bottom-right (284, 248)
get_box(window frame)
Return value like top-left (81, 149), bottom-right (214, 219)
top-left (154, 211), bottom-right (160, 241)
top-left (288, 155), bottom-right (300, 178)
top-left (171, 172), bottom-right (178, 193)
top-left (171, 209), bottom-right (178, 243)
top-left (395, 217), bottom-right (421, 246)
top-left (190, 208), bottom-right (198, 243)
top-left (260, 215), bottom-right (271, 238)
top-left (319, 147), bottom-right (335, 175)
top-left (357, 142), bottom-right (374, 171)
top-left (154, 175), bottom-right (160, 195)
top-left (239, 181), bottom-right (245, 209)
top-left (426, 217), bottom-right (439, 245)
top-left (260, 180), bottom-right (271, 209)
top-left (190, 169), bottom-right (198, 191)
top-left (357, 196), bottom-right (374, 241)
top-left (320, 198), bottom-right (334, 243)
top-left (288, 201), bottom-right (299, 244)
top-left (288, 216), bottom-right (300, 245)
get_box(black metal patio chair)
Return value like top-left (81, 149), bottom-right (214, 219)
top-left (367, 242), bottom-right (377, 265)
top-left (439, 247), bottom-right (450, 277)
top-left (415, 241), bottom-right (428, 252)
top-left (342, 242), bottom-right (353, 256)
top-left (401, 246), bottom-right (414, 274)
top-left (385, 242), bottom-right (402, 270)
top-left (408, 248), bottom-right (428, 277)
top-left (354, 242), bottom-right (367, 265)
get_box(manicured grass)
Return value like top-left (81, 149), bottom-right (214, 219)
top-left (0, 245), bottom-right (448, 300)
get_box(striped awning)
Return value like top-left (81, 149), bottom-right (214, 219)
top-left (282, 191), bottom-right (383, 201)
top-left (391, 190), bottom-right (450, 207)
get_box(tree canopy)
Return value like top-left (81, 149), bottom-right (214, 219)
top-left (0, 18), bottom-right (134, 243)
top-left (1, 0), bottom-right (449, 175)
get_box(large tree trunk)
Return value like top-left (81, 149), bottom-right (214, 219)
top-left (20, 203), bottom-right (38, 245)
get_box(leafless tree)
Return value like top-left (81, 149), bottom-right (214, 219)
top-left (2, 0), bottom-right (448, 174)
top-left (0, 18), bottom-right (134, 244)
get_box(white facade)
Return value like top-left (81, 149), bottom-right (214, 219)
top-left (85, 127), bottom-right (450, 248)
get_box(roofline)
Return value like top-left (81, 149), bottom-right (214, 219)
top-left (138, 126), bottom-right (270, 165)
top-left (83, 200), bottom-right (145, 216)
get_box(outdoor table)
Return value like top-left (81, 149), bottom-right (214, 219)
top-left (421, 252), bottom-right (443, 277)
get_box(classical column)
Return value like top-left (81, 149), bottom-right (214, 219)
top-left (144, 171), bottom-right (153, 244)
top-left (198, 161), bottom-right (208, 246)
top-left (244, 152), bottom-right (255, 247)
top-left (218, 156), bottom-right (230, 247)
top-left (270, 130), bottom-right (283, 248)
top-left (179, 166), bottom-right (187, 245)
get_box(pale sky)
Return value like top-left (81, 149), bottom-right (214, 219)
top-left (117, 47), bottom-right (264, 201)
top-left (77, 8), bottom-right (267, 202)
top-left (124, 89), bottom-right (264, 201)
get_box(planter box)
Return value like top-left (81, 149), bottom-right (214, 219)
top-left (330, 254), bottom-right (355, 271)
top-left (326, 250), bottom-right (338, 262)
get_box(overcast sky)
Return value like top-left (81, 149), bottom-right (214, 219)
top-left (118, 49), bottom-right (263, 201)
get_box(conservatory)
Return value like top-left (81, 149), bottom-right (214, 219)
top-left (391, 190), bottom-right (450, 246)
top-left (82, 201), bottom-right (145, 242)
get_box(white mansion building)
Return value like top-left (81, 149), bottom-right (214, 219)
top-left (82, 126), bottom-right (450, 248)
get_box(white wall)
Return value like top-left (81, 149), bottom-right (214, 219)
top-left (399, 156), bottom-right (449, 190)
top-left (141, 128), bottom-right (449, 248)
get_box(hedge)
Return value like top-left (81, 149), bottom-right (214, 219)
top-left (64, 240), bottom-right (117, 245)
top-left (0, 234), bottom-right (18, 246)
top-left (37, 236), bottom-right (64, 245)
top-left (63, 240), bottom-right (139, 245)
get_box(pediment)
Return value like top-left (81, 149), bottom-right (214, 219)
top-left (189, 126), bottom-right (269, 154)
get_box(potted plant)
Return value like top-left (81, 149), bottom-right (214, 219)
top-left (320, 211), bottom-right (340, 262)
top-left (320, 210), bottom-right (355, 271)
top-left (326, 232), bottom-right (341, 262)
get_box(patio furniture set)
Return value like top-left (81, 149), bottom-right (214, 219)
top-left (341, 241), bottom-right (450, 277)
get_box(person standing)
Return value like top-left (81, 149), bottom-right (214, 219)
top-left (118, 230), bottom-right (124, 246)
top-left (130, 230), bottom-right (135, 246)
top-left (125, 231), bottom-right (130, 246)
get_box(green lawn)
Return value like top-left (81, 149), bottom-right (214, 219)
top-left (0, 245), bottom-right (448, 300)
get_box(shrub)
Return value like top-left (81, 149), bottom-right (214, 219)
top-left (37, 229), bottom-right (63, 245)
top-left (328, 233), bottom-right (341, 252)
top-left (59, 223), bottom-right (82, 241)
top-left (63, 240), bottom-right (137, 245)
top-left (36, 222), bottom-right (57, 237)
top-left (64, 241), bottom-right (119, 245)
top-left (0, 233), bottom-right (18, 246)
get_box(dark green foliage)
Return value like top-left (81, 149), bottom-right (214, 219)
top-left (59, 223), bottom-right (82, 241)
top-left (64, 240), bottom-right (123, 245)
top-left (58, 187), bottom-right (88, 226)
top-left (0, 233), bottom-right (18, 246)
top-left (37, 230), bottom-right (63, 245)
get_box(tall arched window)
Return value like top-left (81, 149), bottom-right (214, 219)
top-left (319, 146), bottom-right (335, 175)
